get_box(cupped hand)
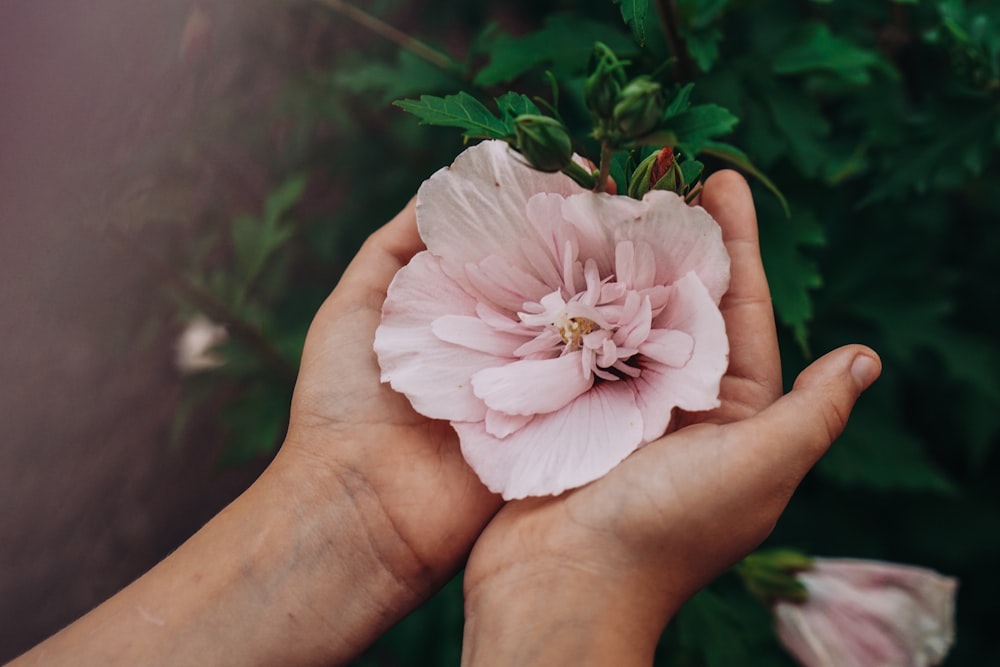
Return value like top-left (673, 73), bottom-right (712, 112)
top-left (275, 200), bottom-right (501, 599)
top-left (460, 172), bottom-right (881, 663)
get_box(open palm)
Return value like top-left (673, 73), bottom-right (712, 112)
top-left (462, 172), bottom-right (878, 642)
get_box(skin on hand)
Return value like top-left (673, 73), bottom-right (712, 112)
top-left (11, 200), bottom-right (502, 667)
top-left (459, 171), bottom-right (881, 666)
top-left (9, 173), bottom-right (877, 667)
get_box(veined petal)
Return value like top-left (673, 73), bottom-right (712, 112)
top-left (639, 329), bottom-right (694, 368)
top-left (632, 272), bottom-right (728, 441)
top-left (471, 352), bottom-right (593, 416)
top-left (375, 252), bottom-right (502, 422)
top-left (615, 240), bottom-right (657, 291)
top-left (484, 409), bottom-right (533, 439)
top-left (559, 191), bottom-right (633, 275)
top-left (617, 190), bottom-right (730, 303)
top-left (456, 382), bottom-right (643, 500)
top-left (431, 315), bottom-right (524, 357)
top-left (417, 141), bottom-right (585, 285)
top-left (465, 254), bottom-right (552, 313)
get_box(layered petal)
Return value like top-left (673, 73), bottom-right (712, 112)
top-left (375, 252), bottom-right (504, 422)
top-left (376, 140), bottom-right (731, 498)
top-left (456, 381), bottom-right (644, 499)
top-left (417, 141), bottom-right (586, 289)
top-left (632, 271), bottom-right (728, 442)
top-left (471, 352), bottom-right (593, 416)
top-left (622, 190), bottom-right (730, 303)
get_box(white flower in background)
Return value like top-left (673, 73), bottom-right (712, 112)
top-left (175, 315), bottom-right (227, 374)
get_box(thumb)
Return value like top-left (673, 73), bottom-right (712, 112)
top-left (732, 345), bottom-right (881, 488)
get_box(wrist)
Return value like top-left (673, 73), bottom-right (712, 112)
top-left (247, 448), bottom-right (441, 662)
top-left (461, 558), bottom-right (674, 667)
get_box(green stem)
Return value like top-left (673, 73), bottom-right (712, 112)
top-left (654, 0), bottom-right (695, 81)
top-left (317, 0), bottom-right (457, 73)
top-left (596, 143), bottom-right (613, 193)
top-left (561, 160), bottom-right (597, 190)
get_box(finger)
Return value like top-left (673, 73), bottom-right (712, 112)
top-left (726, 345), bottom-right (881, 500)
top-left (700, 170), bottom-right (782, 413)
top-left (337, 197), bottom-right (422, 296)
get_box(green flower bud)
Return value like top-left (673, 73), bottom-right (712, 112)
top-left (514, 115), bottom-right (574, 173)
top-left (738, 549), bottom-right (815, 604)
top-left (584, 42), bottom-right (626, 122)
top-left (613, 77), bottom-right (665, 139)
top-left (628, 147), bottom-right (685, 199)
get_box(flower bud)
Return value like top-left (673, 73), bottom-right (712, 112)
top-left (584, 43), bottom-right (626, 121)
top-left (513, 115), bottom-right (574, 173)
top-left (613, 77), bottom-right (665, 139)
top-left (628, 147), bottom-right (685, 199)
top-left (772, 558), bottom-right (958, 667)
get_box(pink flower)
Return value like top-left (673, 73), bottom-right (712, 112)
top-left (374, 141), bottom-right (730, 499)
top-left (774, 558), bottom-right (958, 667)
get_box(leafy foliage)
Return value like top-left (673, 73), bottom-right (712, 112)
top-left (145, 0), bottom-right (1000, 663)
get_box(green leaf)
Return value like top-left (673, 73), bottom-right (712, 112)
top-left (700, 141), bottom-right (790, 217)
top-left (394, 92), bottom-right (511, 140)
top-left (332, 51), bottom-right (460, 104)
top-left (494, 92), bottom-right (542, 134)
top-left (644, 103), bottom-right (738, 152)
top-left (817, 390), bottom-right (957, 495)
top-left (675, 590), bottom-right (753, 667)
top-left (474, 15), bottom-right (635, 86)
top-left (264, 174), bottom-right (307, 226)
top-left (686, 27), bottom-right (725, 71)
top-left (758, 203), bottom-right (824, 352)
top-left (663, 82), bottom-right (696, 119)
top-left (759, 88), bottom-right (832, 179)
top-left (773, 23), bottom-right (883, 85)
top-left (677, 0), bottom-right (731, 29)
top-left (219, 381), bottom-right (290, 464)
top-left (612, 0), bottom-right (651, 46)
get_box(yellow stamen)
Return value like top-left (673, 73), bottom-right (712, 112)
top-left (559, 317), bottom-right (596, 346)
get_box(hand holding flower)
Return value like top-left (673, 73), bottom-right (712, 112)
top-left (459, 172), bottom-right (883, 666)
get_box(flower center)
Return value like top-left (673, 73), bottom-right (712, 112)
top-left (559, 316), bottom-right (597, 346)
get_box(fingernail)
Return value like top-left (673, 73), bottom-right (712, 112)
top-left (850, 354), bottom-right (881, 391)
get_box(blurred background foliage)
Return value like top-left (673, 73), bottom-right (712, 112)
top-left (126, 0), bottom-right (1000, 663)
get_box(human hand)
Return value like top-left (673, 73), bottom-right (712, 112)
top-left (459, 172), bottom-right (882, 666)
top-left (270, 199), bottom-right (502, 624)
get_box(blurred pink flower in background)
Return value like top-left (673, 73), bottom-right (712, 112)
top-left (774, 558), bottom-right (958, 667)
top-left (375, 140), bottom-right (729, 499)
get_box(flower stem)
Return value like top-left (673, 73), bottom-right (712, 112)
top-left (596, 143), bottom-right (613, 193)
top-left (562, 160), bottom-right (597, 189)
top-left (318, 0), bottom-right (457, 73)
top-left (654, 0), bottom-right (694, 81)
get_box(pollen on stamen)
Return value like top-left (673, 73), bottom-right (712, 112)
top-left (559, 317), bottom-right (597, 346)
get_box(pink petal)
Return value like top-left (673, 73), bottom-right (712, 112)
top-left (375, 252), bottom-right (504, 422)
top-left (430, 315), bottom-right (526, 357)
top-left (456, 382), bottom-right (644, 499)
top-left (484, 409), bottom-right (533, 438)
top-left (632, 271), bottom-right (728, 442)
top-left (559, 192), bottom-right (636, 275)
top-left (464, 253), bottom-right (553, 314)
top-left (618, 190), bottom-right (730, 303)
top-left (471, 352), bottom-right (593, 416)
top-left (417, 141), bottom-right (585, 287)
top-left (638, 329), bottom-right (694, 368)
top-left (615, 240), bottom-right (657, 291)
top-left (774, 558), bottom-right (957, 667)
